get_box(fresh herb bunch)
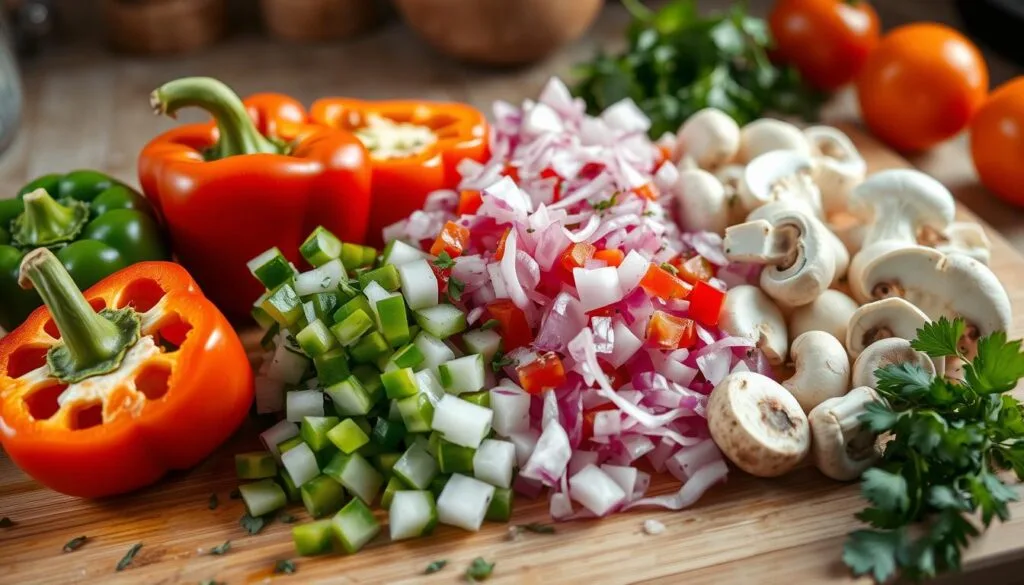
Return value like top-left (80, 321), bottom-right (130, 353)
top-left (844, 317), bottom-right (1024, 583)
top-left (573, 0), bottom-right (825, 138)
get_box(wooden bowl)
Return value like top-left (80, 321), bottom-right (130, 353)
top-left (260, 0), bottom-right (385, 42)
top-left (103, 0), bottom-right (226, 55)
top-left (392, 0), bottom-right (604, 67)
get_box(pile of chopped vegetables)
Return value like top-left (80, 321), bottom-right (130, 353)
top-left (239, 77), bottom-right (766, 556)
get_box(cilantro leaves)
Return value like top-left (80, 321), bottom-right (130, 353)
top-left (845, 318), bottom-right (1024, 583)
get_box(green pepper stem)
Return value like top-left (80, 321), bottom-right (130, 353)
top-left (18, 248), bottom-right (125, 368)
top-left (18, 189), bottom-right (79, 244)
top-left (150, 76), bottom-right (282, 160)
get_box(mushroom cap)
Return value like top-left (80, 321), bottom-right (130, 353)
top-left (676, 107), bottom-right (741, 170)
top-left (845, 297), bottom-right (930, 359)
top-left (788, 289), bottom-right (859, 344)
top-left (805, 125), bottom-right (867, 216)
top-left (850, 245), bottom-right (1012, 336)
top-left (675, 168), bottom-right (728, 234)
top-left (922, 222), bottom-right (991, 266)
top-left (851, 338), bottom-right (943, 389)
top-left (782, 331), bottom-right (851, 413)
top-left (718, 284), bottom-right (789, 365)
top-left (809, 386), bottom-right (881, 481)
top-left (707, 371), bottom-right (811, 478)
top-left (739, 150), bottom-right (823, 218)
top-left (849, 169), bottom-right (956, 229)
top-left (737, 118), bottom-right (812, 164)
top-left (749, 201), bottom-right (850, 286)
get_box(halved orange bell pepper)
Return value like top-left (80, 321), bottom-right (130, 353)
top-left (309, 98), bottom-right (489, 247)
top-left (0, 248), bottom-right (253, 498)
top-left (139, 77), bottom-right (373, 322)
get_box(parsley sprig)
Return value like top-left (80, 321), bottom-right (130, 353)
top-left (844, 317), bottom-right (1024, 582)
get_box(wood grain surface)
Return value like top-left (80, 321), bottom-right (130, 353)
top-left (1, 127), bottom-right (1024, 585)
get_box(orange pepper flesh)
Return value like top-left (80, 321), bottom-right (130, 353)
top-left (517, 352), bottom-right (567, 395)
top-left (0, 260), bottom-right (253, 498)
top-left (594, 248), bottom-right (625, 268)
top-left (646, 311), bottom-right (697, 350)
top-left (430, 221), bottom-right (471, 258)
top-left (640, 263), bottom-right (693, 301)
top-left (486, 299), bottom-right (532, 351)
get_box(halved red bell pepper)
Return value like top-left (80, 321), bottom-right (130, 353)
top-left (309, 97), bottom-right (489, 247)
top-left (139, 77), bottom-right (372, 322)
top-left (0, 248), bottom-right (253, 498)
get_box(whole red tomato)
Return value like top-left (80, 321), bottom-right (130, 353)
top-left (857, 23), bottom-right (989, 153)
top-left (768, 0), bottom-right (881, 91)
top-left (971, 78), bottom-right (1024, 206)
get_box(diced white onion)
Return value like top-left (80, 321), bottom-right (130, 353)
top-left (281, 443), bottom-right (319, 487)
top-left (473, 439), bottom-right (517, 488)
top-left (430, 395), bottom-right (493, 449)
top-left (436, 473), bottom-right (495, 532)
top-left (286, 389), bottom-right (324, 422)
top-left (569, 464), bottom-right (626, 516)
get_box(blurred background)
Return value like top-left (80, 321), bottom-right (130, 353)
top-left (1, 0), bottom-right (1023, 245)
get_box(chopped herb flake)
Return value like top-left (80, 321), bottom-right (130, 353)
top-left (425, 560), bottom-right (448, 574)
top-left (208, 493), bottom-right (218, 510)
top-left (464, 557), bottom-right (495, 581)
top-left (209, 541), bottom-right (231, 556)
top-left (116, 543), bottom-right (143, 572)
top-left (520, 523), bottom-right (556, 534)
top-left (433, 251), bottom-right (455, 270)
top-left (62, 536), bottom-right (87, 553)
top-left (491, 352), bottom-right (515, 372)
top-left (278, 512), bottom-right (297, 524)
top-left (240, 513), bottom-right (266, 535)
top-left (480, 319), bottom-right (500, 331)
top-left (274, 559), bottom-right (296, 575)
top-left (0, 517), bottom-right (13, 528)
top-left (447, 276), bottom-right (466, 303)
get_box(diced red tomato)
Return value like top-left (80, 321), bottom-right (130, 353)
top-left (689, 280), bottom-right (726, 328)
top-left (456, 190), bottom-right (483, 216)
top-left (517, 352), bottom-right (567, 395)
top-left (633, 182), bottom-right (660, 201)
top-left (675, 255), bottom-right (716, 285)
top-left (646, 311), bottom-right (697, 350)
top-left (593, 248), bottom-right (625, 268)
top-left (581, 402), bottom-right (619, 443)
top-left (560, 242), bottom-right (596, 273)
top-left (430, 221), bottom-right (471, 258)
top-left (639, 263), bottom-right (693, 301)
top-left (494, 228), bottom-right (511, 261)
top-left (486, 299), bottom-right (532, 351)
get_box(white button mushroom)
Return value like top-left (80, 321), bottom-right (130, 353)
top-left (674, 168), bottom-right (728, 234)
top-left (804, 126), bottom-right (867, 216)
top-left (707, 371), bottom-right (811, 478)
top-left (851, 338), bottom-right (944, 390)
top-left (918, 222), bottom-right (991, 265)
top-left (723, 211), bottom-right (835, 307)
top-left (718, 284), bottom-right (788, 365)
top-left (738, 150), bottom-right (824, 219)
top-left (737, 118), bottom-right (812, 164)
top-left (849, 246), bottom-right (1012, 339)
top-left (787, 289), bottom-right (859, 345)
top-left (847, 169), bottom-right (956, 287)
top-left (748, 200), bottom-right (850, 286)
top-left (713, 163), bottom-right (748, 226)
top-left (809, 386), bottom-right (882, 481)
top-left (845, 298), bottom-right (929, 360)
top-left (782, 331), bottom-right (851, 413)
top-left (675, 107), bottom-right (741, 170)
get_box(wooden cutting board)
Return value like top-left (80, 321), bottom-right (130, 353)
top-left (3, 126), bottom-right (1024, 585)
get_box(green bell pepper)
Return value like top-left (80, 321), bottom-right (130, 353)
top-left (0, 170), bottom-right (169, 331)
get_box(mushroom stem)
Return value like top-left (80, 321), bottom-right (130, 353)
top-left (809, 386), bottom-right (882, 481)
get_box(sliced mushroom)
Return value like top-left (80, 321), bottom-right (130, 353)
top-left (847, 169), bottom-right (956, 285)
top-left (782, 331), bottom-right (851, 413)
top-left (809, 386), bottom-right (882, 481)
top-left (675, 108), bottom-right (741, 170)
top-left (738, 150), bottom-right (823, 219)
top-left (737, 118), bottom-right (812, 164)
top-left (846, 298), bottom-right (929, 360)
top-left (788, 289), bottom-right (859, 346)
top-left (805, 126), bottom-right (867, 216)
top-left (918, 222), bottom-right (991, 265)
top-left (851, 338), bottom-right (944, 390)
top-left (674, 168), bottom-right (728, 234)
top-left (718, 284), bottom-right (788, 365)
top-left (748, 200), bottom-right (849, 286)
top-left (723, 211), bottom-right (835, 307)
top-left (850, 246), bottom-right (1011, 338)
top-left (707, 371), bottom-right (811, 478)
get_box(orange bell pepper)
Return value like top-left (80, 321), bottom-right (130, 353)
top-left (430, 221), bottom-right (471, 258)
top-left (0, 248), bottom-right (253, 498)
top-left (516, 352), bottom-right (567, 395)
top-left (646, 311), bottom-right (697, 350)
top-left (139, 77), bottom-right (373, 322)
top-left (640, 263), bottom-right (693, 301)
top-left (309, 98), bottom-right (489, 247)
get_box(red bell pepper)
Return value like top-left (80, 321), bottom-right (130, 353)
top-left (517, 352), bottom-right (567, 395)
top-left (139, 77), bottom-right (372, 322)
top-left (309, 97), bottom-right (489, 247)
top-left (486, 299), bottom-right (531, 351)
top-left (0, 249), bottom-right (252, 498)
top-left (689, 280), bottom-right (727, 327)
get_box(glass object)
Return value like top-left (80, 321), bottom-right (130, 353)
top-left (0, 9), bottom-right (23, 156)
